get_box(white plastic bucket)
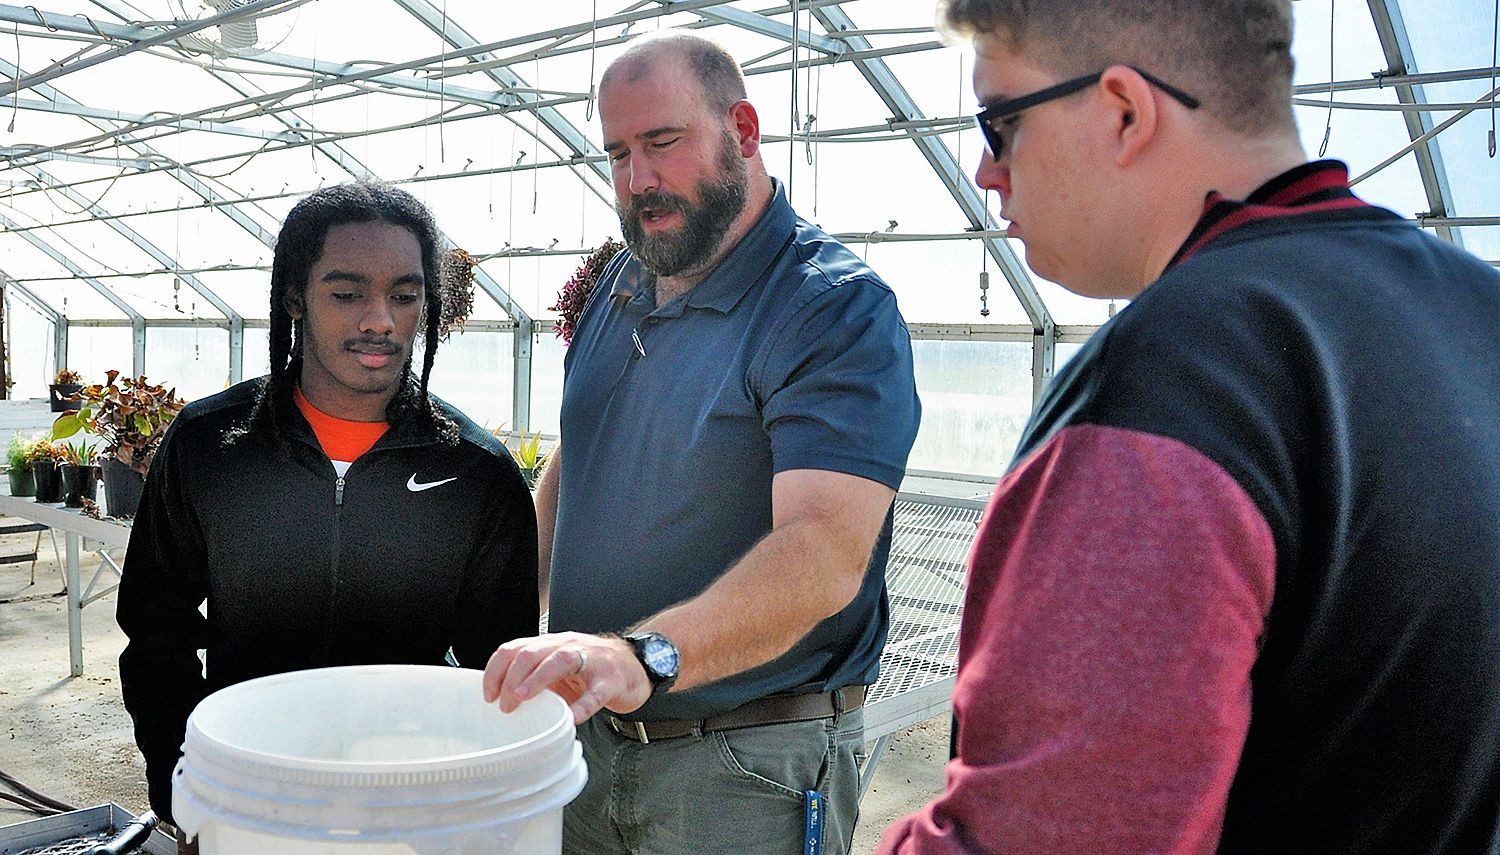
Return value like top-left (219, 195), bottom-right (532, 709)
top-left (172, 665), bottom-right (587, 854)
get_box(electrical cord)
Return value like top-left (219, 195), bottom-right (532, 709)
top-left (0, 767), bottom-right (78, 815)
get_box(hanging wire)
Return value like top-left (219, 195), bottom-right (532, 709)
top-left (979, 190), bottom-right (990, 317)
top-left (1319, 0), bottom-right (1335, 157)
top-left (309, 26), bottom-right (320, 172)
top-left (956, 52), bottom-right (965, 189)
top-left (8, 25), bottom-right (20, 133)
top-left (532, 58), bottom-right (541, 215)
top-left (438, 0), bottom-right (449, 162)
top-left (585, 0), bottom-right (599, 121)
top-left (811, 60), bottom-right (823, 216)
top-left (1490, 0), bottom-right (1498, 156)
top-left (788, 0), bottom-right (800, 193)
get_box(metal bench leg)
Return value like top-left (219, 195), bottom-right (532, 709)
top-left (29, 528), bottom-right (41, 586)
top-left (859, 734), bottom-right (895, 801)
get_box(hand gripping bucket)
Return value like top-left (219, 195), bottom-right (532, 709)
top-left (172, 665), bottom-right (587, 854)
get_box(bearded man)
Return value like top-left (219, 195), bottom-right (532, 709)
top-left (480, 31), bottom-right (921, 855)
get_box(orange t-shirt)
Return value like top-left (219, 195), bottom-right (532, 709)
top-left (293, 387), bottom-right (389, 471)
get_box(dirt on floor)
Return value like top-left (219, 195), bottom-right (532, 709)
top-left (0, 539), bottom-right (948, 853)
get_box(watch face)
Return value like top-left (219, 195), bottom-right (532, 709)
top-left (641, 636), bottom-right (679, 678)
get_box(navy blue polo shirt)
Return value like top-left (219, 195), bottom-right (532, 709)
top-left (550, 180), bottom-right (921, 720)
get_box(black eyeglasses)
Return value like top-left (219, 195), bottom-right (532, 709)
top-left (974, 66), bottom-right (1201, 160)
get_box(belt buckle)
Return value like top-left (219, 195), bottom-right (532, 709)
top-left (632, 720), bottom-right (650, 744)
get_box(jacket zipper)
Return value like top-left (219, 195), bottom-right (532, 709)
top-left (335, 475), bottom-right (345, 506)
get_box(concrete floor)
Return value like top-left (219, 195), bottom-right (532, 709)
top-left (0, 537), bottom-right (948, 853)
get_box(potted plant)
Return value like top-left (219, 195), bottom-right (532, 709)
top-left (49, 368), bottom-right (83, 413)
top-left (59, 440), bottom-right (101, 508)
top-left (6, 432), bottom-right (37, 497)
top-left (31, 439), bottom-right (66, 503)
top-left (52, 370), bottom-right (187, 518)
top-left (508, 429), bottom-right (549, 489)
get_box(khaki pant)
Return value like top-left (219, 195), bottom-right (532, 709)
top-left (564, 708), bottom-right (865, 855)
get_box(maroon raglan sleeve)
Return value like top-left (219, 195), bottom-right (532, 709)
top-left (878, 423), bottom-right (1275, 854)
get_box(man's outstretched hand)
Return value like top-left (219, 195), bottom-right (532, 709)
top-left (482, 632), bottom-right (653, 724)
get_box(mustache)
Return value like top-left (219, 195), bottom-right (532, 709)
top-left (624, 191), bottom-right (688, 218)
top-left (344, 337), bottom-right (400, 354)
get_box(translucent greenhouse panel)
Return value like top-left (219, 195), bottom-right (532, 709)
top-left (1291, 0), bottom-right (1427, 215)
top-left (882, 49), bottom-right (987, 139)
top-left (414, 171), bottom-right (619, 282)
top-left (858, 239), bottom-right (1025, 325)
top-left (473, 252), bottom-right (603, 321)
top-left (122, 205), bottom-right (276, 283)
top-left (47, 38), bottom-right (247, 119)
top-left (5, 294), bottom-right (56, 400)
top-left (274, 0), bottom-right (438, 63)
top-left (11, 267), bottom-right (127, 320)
top-left (66, 327), bottom-right (134, 385)
top-left (426, 329), bottom-right (514, 430)
top-left (109, 273), bottom-right (228, 322)
top-left (1409, 79), bottom-right (1500, 254)
top-left (529, 332), bottom-right (567, 436)
top-left (1456, 227), bottom-right (1500, 263)
top-left (194, 269), bottom-right (275, 321)
top-left (438, 0), bottom-right (630, 44)
top-left (29, 218), bottom-right (158, 276)
top-left (908, 340), bottom-right (1034, 478)
top-left (146, 328), bottom-right (231, 402)
top-left (244, 327), bottom-right (271, 380)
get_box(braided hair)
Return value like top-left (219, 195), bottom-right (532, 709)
top-left (227, 182), bottom-right (457, 448)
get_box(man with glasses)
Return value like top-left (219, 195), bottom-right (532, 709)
top-left (881, 1), bottom-right (1500, 852)
top-left (482, 31), bottom-right (920, 855)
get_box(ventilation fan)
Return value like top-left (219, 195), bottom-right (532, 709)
top-left (172, 0), bottom-right (299, 57)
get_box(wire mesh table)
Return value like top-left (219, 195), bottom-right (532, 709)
top-left (859, 494), bottom-right (984, 796)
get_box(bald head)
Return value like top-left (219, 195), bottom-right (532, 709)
top-left (601, 31), bottom-right (747, 114)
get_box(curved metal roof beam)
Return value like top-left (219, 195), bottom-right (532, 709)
top-left (1, 270), bottom-right (63, 324)
top-left (1364, 0), bottom-right (1458, 244)
top-left (809, 4), bottom-right (1051, 334)
top-left (392, 0), bottom-right (615, 194)
top-left (16, 164), bottom-right (241, 328)
top-left (0, 214), bottom-right (141, 323)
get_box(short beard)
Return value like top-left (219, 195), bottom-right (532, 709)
top-left (618, 133), bottom-right (749, 278)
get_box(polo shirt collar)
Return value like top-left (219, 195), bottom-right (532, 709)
top-left (607, 177), bottom-right (796, 316)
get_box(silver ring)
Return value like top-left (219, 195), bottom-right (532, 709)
top-left (574, 648), bottom-right (588, 675)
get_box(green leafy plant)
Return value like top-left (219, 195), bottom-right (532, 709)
top-left (490, 425), bottom-right (550, 488)
top-left (6, 433), bottom-right (30, 470)
top-left (52, 370), bottom-right (187, 475)
top-left (511, 430), bottom-right (548, 471)
top-left (61, 440), bottom-right (98, 466)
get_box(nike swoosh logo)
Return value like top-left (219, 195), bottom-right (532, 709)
top-left (407, 475), bottom-right (458, 493)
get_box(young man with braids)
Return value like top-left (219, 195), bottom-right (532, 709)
top-left (117, 183), bottom-right (539, 850)
top-left (880, 1), bottom-right (1500, 853)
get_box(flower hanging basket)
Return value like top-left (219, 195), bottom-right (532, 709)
top-left (551, 238), bottom-right (625, 345)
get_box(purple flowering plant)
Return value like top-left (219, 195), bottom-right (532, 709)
top-left (551, 238), bottom-right (624, 345)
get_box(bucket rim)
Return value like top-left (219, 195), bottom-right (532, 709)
top-left (184, 665), bottom-right (574, 780)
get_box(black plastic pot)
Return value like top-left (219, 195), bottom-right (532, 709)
top-left (8, 465), bottom-right (36, 497)
top-left (101, 457), bottom-right (146, 519)
top-left (60, 463), bottom-right (100, 508)
top-left (49, 383), bottom-right (82, 413)
top-left (32, 460), bottom-right (63, 503)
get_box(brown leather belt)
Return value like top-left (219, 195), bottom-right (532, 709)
top-left (603, 685), bottom-right (867, 744)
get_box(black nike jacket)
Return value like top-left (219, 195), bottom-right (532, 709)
top-left (116, 378), bottom-right (539, 824)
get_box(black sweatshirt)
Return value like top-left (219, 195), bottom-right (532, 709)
top-left (117, 379), bottom-right (539, 824)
